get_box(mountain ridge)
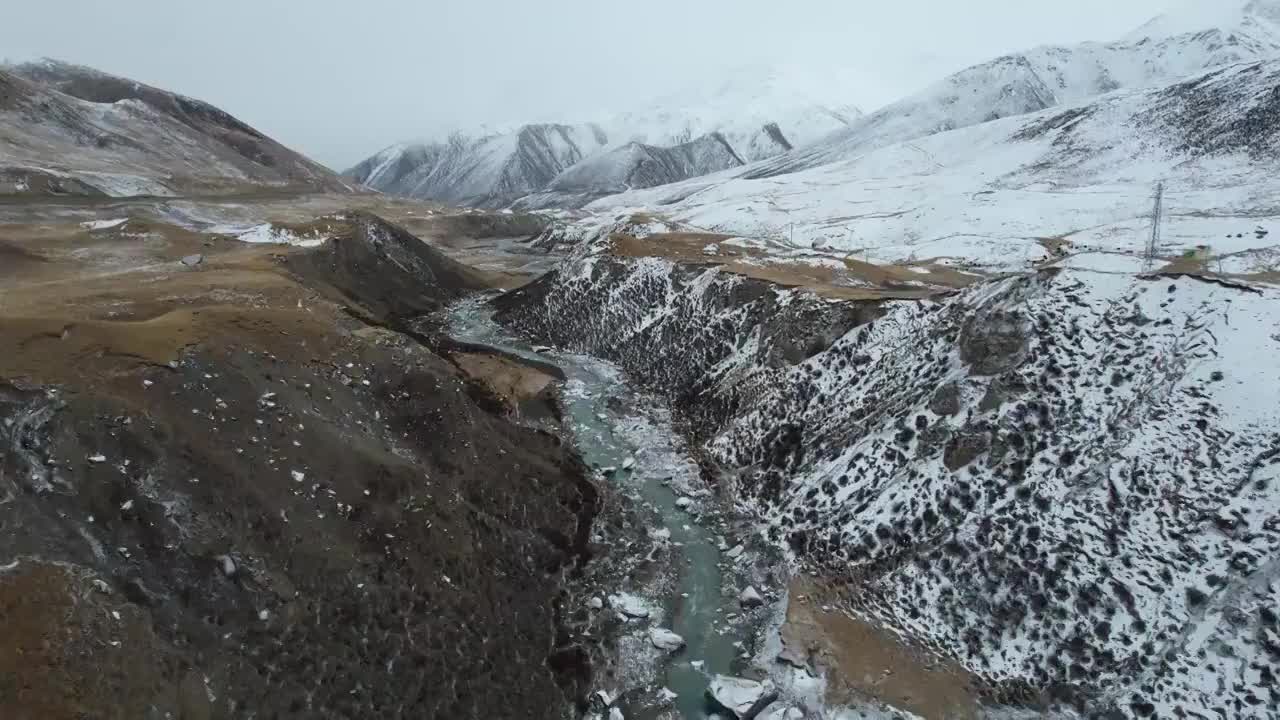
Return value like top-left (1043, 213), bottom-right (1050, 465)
top-left (343, 65), bottom-right (866, 207)
top-left (0, 58), bottom-right (349, 197)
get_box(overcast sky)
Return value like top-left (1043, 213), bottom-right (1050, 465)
top-left (1, 0), bottom-right (1174, 170)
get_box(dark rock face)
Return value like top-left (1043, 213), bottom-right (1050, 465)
top-left (491, 243), bottom-right (1280, 717)
top-left (1143, 60), bottom-right (1280, 159)
top-left (959, 309), bottom-right (1030, 376)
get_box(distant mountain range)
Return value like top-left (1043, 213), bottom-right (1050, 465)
top-left (578, 0), bottom-right (1280, 276)
top-left (348, 0), bottom-right (1280, 215)
top-left (0, 59), bottom-right (349, 198)
top-left (741, 0), bottom-right (1280, 178)
top-left (344, 66), bottom-right (865, 208)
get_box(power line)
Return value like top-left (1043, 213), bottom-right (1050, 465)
top-left (1144, 181), bottom-right (1164, 272)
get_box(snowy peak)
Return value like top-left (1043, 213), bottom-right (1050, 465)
top-left (741, 3), bottom-right (1280, 179)
top-left (345, 63), bottom-right (867, 207)
top-left (348, 123), bottom-right (610, 208)
top-left (514, 131), bottom-right (746, 209)
top-left (1127, 0), bottom-right (1280, 44)
top-left (598, 63), bottom-right (864, 161)
top-left (345, 142), bottom-right (438, 190)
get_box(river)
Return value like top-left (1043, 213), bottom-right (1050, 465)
top-left (449, 297), bottom-right (748, 718)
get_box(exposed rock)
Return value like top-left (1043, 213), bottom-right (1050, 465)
top-left (611, 594), bottom-right (651, 619)
top-left (958, 310), bottom-right (1029, 376)
top-left (706, 675), bottom-right (777, 718)
top-left (942, 430), bottom-right (990, 471)
top-left (649, 628), bottom-right (685, 652)
top-left (928, 382), bottom-right (961, 416)
top-left (589, 690), bottom-right (614, 712)
top-left (738, 586), bottom-right (765, 608)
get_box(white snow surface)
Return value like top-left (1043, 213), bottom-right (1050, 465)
top-left (79, 218), bottom-right (128, 231)
top-left (234, 223), bottom-right (327, 248)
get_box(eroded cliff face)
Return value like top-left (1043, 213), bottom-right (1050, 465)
top-left (0, 212), bottom-right (597, 720)
top-left (492, 230), bottom-right (1280, 717)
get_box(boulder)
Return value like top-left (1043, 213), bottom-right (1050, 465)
top-left (706, 675), bottom-right (778, 718)
top-left (611, 594), bottom-right (651, 619)
top-left (589, 690), bottom-right (614, 712)
top-left (675, 496), bottom-right (693, 510)
top-left (180, 253), bottom-right (204, 267)
top-left (738, 586), bottom-right (765, 608)
top-left (649, 627), bottom-right (685, 652)
top-left (648, 527), bottom-right (672, 542)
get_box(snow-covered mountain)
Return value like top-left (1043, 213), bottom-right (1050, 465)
top-left (594, 64), bottom-right (865, 162)
top-left (0, 59), bottom-right (348, 197)
top-left (514, 131), bottom-right (746, 210)
top-left (587, 57), bottom-right (1280, 275)
top-left (346, 124), bottom-right (611, 209)
top-left (741, 0), bottom-right (1280, 178)
top-left (344, 65), bottom-right (865, 208)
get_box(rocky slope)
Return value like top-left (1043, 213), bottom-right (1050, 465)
top-left (344, 65), bottom-right (864, 208)
top-left (0, 59), bottom-right (350, 198)
top-left (0, 210), bottom-right (597, 719)
top-left (491, 220), bottom-right (1280, 718)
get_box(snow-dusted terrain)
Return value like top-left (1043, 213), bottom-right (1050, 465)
top-left (553, 0), bottom-right (1279, 277)
top-left (494, 213), bottom-right (1280, 718)
top-left (344, 65), bottom-right (865, 207)
top-left (741, 0), bottom-right (1279, 179)
top-left (345, 124), bottom-right (611, 209)
top-left (486, 4), bottom-right (1280, 716)
top-left (0, 60), bottom-right (348, 197)
top-left (585, 57), bottom-right (1280, 274)
top-left (514, 131), bottom-right (746, 210)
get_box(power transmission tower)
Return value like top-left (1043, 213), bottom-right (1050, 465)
top-left (1144, 181), bottom-right (1164, 272)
